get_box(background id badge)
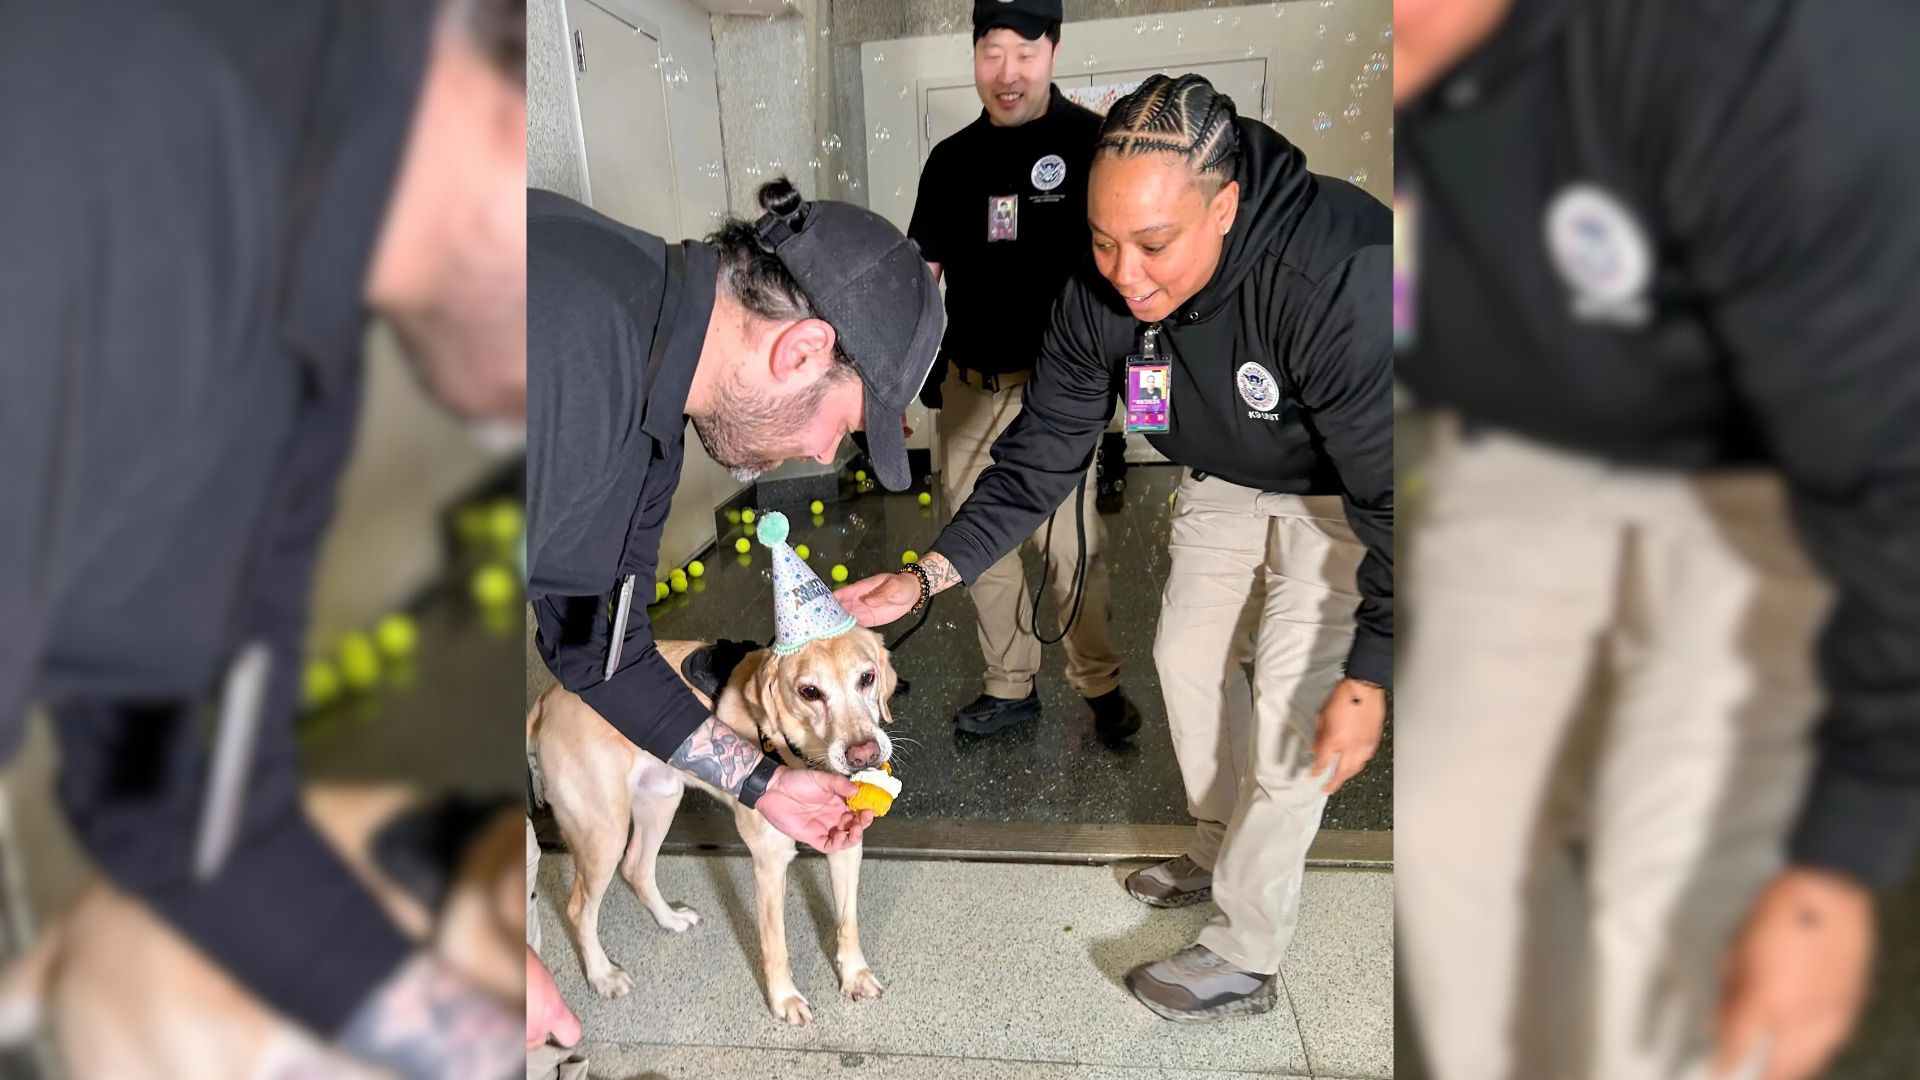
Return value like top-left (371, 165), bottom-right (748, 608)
top-left (1125, 355), bottom-right (1171, 432)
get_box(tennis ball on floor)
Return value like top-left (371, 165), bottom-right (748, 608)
top-left (654, 580), bottom-right (670, 603)
top-left (831, 564), bottom-right (849, 583)
top-left (810, 499), bottom-right (825, 514)
top-left (471, 564), bottom-right (515, 607)
top-left (901, 550), bottom-right (919, 565)
top-left (795, 543), bottom-right (811, 559)
top-left (669, 569), bottom-right (688, 593)
top-left (337, 633), bottom-right (380, 691)
top-left (854, 469), bottom-right (867, 483)
top-left (487, 501), bottom-right (524, 547)
top-left (735, 536), bottom-right (752, 553)
top-left (688, 560), bottom-right (705, 578)
top-left (918, 491), bottom-right (932, 506)
top-left (741, 508), bottom-right (757, 525)
top-left (726, 509), bottom-right (741, 524)
top-left (304, 661), bottom-right (340, 709)
top-left (374, 613), bottom-right (417, 658)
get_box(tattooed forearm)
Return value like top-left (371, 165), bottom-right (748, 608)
top-left (668, 715), bottom-right (766, 796)
top-left (336, 953), bottom-right (520, 1080)
top-left (920, 553), bottom-right (963, 595)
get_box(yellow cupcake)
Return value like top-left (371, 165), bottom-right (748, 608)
top-left (846, 762), bottom-right (900, 817)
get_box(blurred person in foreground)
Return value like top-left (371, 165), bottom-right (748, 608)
top-left (0, 1), bottom-right (527, 1077)
top-left (1394, 2), bottom-right (1920, 1078)
top-left (839, 74), bottom-right (1394, 1022)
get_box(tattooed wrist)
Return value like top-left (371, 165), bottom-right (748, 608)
top-left (668, 715), bottom-right (766, 796)
top-left (336, 953), bottom-right (520, 1080)
top-left (920, 553), bottom-right (962, 595)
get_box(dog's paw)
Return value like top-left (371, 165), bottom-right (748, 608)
top-left (654, 903), bottom-right (701, 933)
top-left (839, 966), bottom-right (885, 1001)
top-left (589, 964), bottom-right (636, 999)
top-left (767, 989), bottom-right (813, 1026)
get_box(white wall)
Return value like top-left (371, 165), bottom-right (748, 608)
top-left (525, 0), bottom-right (748, 572)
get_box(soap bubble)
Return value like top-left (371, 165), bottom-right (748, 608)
top-left (1083, 53), bottom-right (1098, 67)
top-left (874, 125), bottom-right (891, 142)
top-left (1344, 102), bottom-right (1361, 121)
top-left (1134, 19), bottom-right (1147, 34)
top-left (837, 169), bottom-right (850, 183)
top-left (1313, 111), bottom-right (1332, 134)
top-left (822, 133), bottom-right (842, 153)
top-left (807, 157), bottom-right (823, 171)
top-left (753, 97), bottom-right (767, 110)
top-left (1318, 23), bottom-right (1327, 37)
top-left (1361, 129), bottom-right (1373, 143)
top-left (1346, 31), bottom-right (1358, 44)
top-left (872, 51), bottom-right (884, 64)
top-left (898, 85), bottom-right (909, 99)
top-left (1312, 59), bottom-right (1325, 73)
top-left (1348, 167), bottom-right (1369, 185)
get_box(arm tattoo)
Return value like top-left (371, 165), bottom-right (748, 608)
top-left (668, 715), bottom-right (766, 796)
top-left (336, 953), bottom-right (520, 1080)
top-left (920, 553), bottom-right (963, 595)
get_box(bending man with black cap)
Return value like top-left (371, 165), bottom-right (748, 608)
top-left (908, 0), bottom-right (1140, 744)
top-left (526, 179), bottom-right (942, 873)
top-left (842, 75), bottom-right (1393, 1023)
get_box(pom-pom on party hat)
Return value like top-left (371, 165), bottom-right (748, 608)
top-left (757, 511), bottom-right (857, 655)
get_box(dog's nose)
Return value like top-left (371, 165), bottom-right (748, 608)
top-left (846, 741), bottom-right (881, 769)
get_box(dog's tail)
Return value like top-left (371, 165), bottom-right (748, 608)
top-left (0, 917), bottom-right (64, 1047)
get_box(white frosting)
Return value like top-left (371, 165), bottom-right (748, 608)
top-left (850, 768), bottom-right (901, 798)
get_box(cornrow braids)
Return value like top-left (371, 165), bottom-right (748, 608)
top-left (1096, 73), bottom-right (1241, 196)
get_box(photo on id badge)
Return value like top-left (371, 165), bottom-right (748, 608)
top-left (987, 195), bottom-right (1018, 242)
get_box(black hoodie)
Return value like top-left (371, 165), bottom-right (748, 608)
top-left (927, 117), bottom-right (1395, 686)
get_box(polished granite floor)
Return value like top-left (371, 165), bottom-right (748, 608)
top-left (642, 464), bottom-right (1393, 832)
top-left (535, 851), bottom-right (1394, 1079)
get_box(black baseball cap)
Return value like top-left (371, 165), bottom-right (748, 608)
top-left (753, 196), bottom-right (942, 492)
top-left (973, 0), bottom-right (1063, 41)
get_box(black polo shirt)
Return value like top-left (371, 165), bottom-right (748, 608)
top-left (526, 191), bottom-right (718, 762)
top-left (909, 84), bottom-right (1103, 378)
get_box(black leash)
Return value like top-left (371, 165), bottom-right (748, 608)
top-left (1025, 472), bottom-right (1091, 646)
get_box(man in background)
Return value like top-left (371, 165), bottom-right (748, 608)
top-left (909, 0), bottom-right (1142, 745)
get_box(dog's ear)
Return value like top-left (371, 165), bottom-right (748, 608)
top-left (740, 651), bottom-right (782, 725)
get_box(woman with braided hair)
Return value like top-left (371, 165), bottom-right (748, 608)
top-left (839, 72), bottom-right (1392, 1021)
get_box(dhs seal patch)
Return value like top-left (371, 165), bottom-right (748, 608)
top-left (1031, 154), bottom-right (1067, 192)
top-left (1545, 183), bottom-right (1652, 326)
top-left (1236, 362), bottom-right (1280, 416)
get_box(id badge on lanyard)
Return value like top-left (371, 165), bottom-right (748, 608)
top-left (1124, 325), bottom-right (1171, 433)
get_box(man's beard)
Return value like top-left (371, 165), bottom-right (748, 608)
top-left (691, 366), bottom-right (846, 482)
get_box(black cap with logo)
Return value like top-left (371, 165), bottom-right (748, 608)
top-left (973, 0), bottom-right (1063, 40)
top-left (752, 196), bottom-right (943, 492)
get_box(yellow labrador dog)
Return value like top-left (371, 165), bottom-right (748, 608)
top-left (0, 786), bottom-right (525, 1079)
top-left (527, 630), bottom-right (897, 1026)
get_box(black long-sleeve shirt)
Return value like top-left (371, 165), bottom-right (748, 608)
top-left (1398, 0), bottom-right (1920, 886)
top-left (928, 118), bottom-right (1395, 686)
top-left (526, 191), bottom-right (716, 761)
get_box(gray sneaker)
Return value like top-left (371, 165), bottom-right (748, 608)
top-left (1124, 855), bottom-right (1213, 908)
top-left (1125, 944), bottom-right (1278, 1023)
